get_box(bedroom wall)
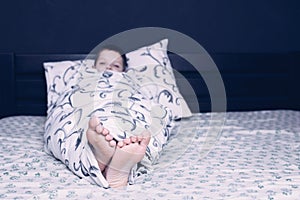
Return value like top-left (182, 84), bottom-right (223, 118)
top-left (0, 0), bottom-right (299, 54)
top-left (0, 0), bottom-right (299, 117)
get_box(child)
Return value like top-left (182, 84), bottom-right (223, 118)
top-left (88, 45), bottom-right (151, 188)
top-left (93, 45), bottom-right (127, 73)
top-left (44, 45), bottom-right (172, 189)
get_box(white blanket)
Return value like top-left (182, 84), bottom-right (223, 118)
top-left (1, 111), bottom-right (300, 199)
top-left (44, 68), bottom-right (173, 187)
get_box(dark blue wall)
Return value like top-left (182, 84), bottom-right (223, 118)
top-left (0, 0), bottom-right (300, 117)
top-left (0, 0), bottom-right (299, 54)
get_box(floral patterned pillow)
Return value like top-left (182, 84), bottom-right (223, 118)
top-left (44, 39), bottom-right (192, 119)
top-left (43, 59), bottom-right (92, 114)
top-left (126, 39), bottom-right (192, 119)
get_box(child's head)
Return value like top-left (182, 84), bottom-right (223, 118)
top-left (94, 45), bottom-right (127, 72)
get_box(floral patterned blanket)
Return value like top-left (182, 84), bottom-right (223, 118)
top-left (0, 110), bottom-right (300, 199)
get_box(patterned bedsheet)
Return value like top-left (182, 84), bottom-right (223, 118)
top-left (0, 110), bottom-right (299, 199)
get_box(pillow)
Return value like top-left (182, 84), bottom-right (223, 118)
top-left (126, 39), bottom-right (192, 119)
top-left (43, 39), bottom-right (192, 119)
top-left (44, 59), bottom-right (93, 114)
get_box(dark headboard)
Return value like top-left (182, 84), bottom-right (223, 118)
top-left (0, 52), bottom-right (300, 118)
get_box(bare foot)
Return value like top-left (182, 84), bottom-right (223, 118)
top-left (86, 116), bottom-right (116, 172)
top-left (106, 132), bottom-right (151, 188)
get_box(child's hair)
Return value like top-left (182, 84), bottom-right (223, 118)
top-left (94, 45), bottom-right (127, 71)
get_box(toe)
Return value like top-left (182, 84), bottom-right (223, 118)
top-left (137, 135), bottom-right (143, 142)
top-left (117, 141), bottom-right (124, 148)
top-left (88, 117), bottom-right (99, 130)
top-left (140, 136), bottom-right (151, 147)
top-left (123, 138), bottom-right (131, 145)
top-left (95, 124), bottom-right (104, 134)
top-left (102, 128), bottom-right (110, 135)
top-left (130, 136), bottom-right (137, 143)
top-left (109, 140), bottom-right (116, 147)
top-left (105, 134), bottom-right (113, 141)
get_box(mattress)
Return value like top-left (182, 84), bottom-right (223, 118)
top-left (0, 110), bottom-right (299, 199)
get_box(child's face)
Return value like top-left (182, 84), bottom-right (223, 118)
top-left (94, 49), bottom-right (124, 72)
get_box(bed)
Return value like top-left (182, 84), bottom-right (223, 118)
top-left (0, 47), bottom-right (300, 199)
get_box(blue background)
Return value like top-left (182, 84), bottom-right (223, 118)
top-left (0, 0), bottom-right (299, 54)
top-left (0, 0), bottom-right (299, 117)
